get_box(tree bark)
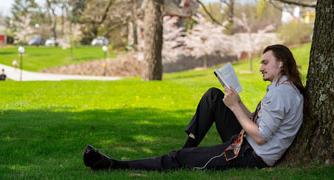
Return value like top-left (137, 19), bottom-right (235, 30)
top-left (281, 0), bottom-right (334, 165)
top-left (143, 0), bottom-right (163, 80)
top-left (227, 0), bottom-right (234, 34)
top-left (221, 0), bottom-right (235, 34)
top-left (128, 0), bottom-right (138, 50)
top-left (46, 0), bottom-right (58, 46)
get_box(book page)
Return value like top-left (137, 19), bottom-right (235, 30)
top-left (214, 63), bottom-right (242, 93)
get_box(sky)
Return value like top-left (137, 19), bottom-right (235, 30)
top-left (0, 0), bottom-right (221, 16)
top-left (0, 0), bottom-right (46, 16)
top-left (0, 0), bottom-right (13, 16)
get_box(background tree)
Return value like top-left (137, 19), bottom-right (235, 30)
top-left (282, 0), bottom-right (334, 165)
top-left (233, 1), bottom-right (281, 33)
top-left (220, 0), bottom-right (235, 34)
top-left (74, 0), bottom-right (113, 44)
top-left (142, 0), bottom-right (163, 80)
top-left (71, 0), bottom-right (133, 45)
top-left (46, 0), bottom-right (60, 46)
top-left (127, 0), bottom-right (139, 50)
top-left (6, 0), bottom-right (41, 43)
top-left (100, 0), bottom-right (133, 48)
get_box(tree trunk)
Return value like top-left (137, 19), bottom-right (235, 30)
top-left (222, 0), bottom-right (235, 34)
top-left (281, 0), bottom-right (334, 165)
top-left (46, 0), bottom-right (58, 46)
top-left (52, 19), bottom-right (58, 46)
top-left (127, 0), bottom-right (138, 51)
top-left (228, 0), bottom-right (234, 34)
top-left (143, 0), bottom-right (163, 80)
top-left (61, 5), bottom-right (65, 36)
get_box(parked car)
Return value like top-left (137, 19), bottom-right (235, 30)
top-left (28, 36), bottom-right (43, 46)
top-left (45, 38), bottom-right (57, 46)
top-left (91, 36), bottom-right (109, 46)
top-left (45, 38), bottom-right (68, 47)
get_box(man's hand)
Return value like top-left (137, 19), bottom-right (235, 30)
top-left (223, 87), bottom-right (240, 109)
top-left (223, 87), bottom-right (266, 145)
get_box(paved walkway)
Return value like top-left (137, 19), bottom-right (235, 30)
top-left (0, 64), bottom-right (122, 81)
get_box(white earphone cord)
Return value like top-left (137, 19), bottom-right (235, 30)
top-left (192, 151), bottom-right (225, 170)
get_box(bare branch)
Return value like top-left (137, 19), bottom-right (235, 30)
top-left (196, 0), bottom-right (223, 26)
top-left (220, 0), bottom-right (232, 8)
top-left (268, 0), bottom-right (283, 11)
top-left (97, 0), bottom-right (114, 24)
top-left (77, 0), bottom-right (114, 25)
top-left (272, 0), bottom-right (316, 8)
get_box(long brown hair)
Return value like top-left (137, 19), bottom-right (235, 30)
top-left (263, 44), bottom-right (305, 96)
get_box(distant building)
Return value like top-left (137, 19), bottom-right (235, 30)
top-left (0, 34), bottom-right (6, 45)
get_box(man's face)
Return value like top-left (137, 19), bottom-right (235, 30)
top-left (260, 50), bottom-right (282, 82)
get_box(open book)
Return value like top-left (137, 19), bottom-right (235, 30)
top-left (214, 63), bottom-right (242, 93)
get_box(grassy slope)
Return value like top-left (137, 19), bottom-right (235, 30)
top-left (0, 46), bottom-right (116, 71)
top-left (1, 43), bottom-right (333, 179)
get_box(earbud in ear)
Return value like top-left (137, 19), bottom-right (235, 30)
top-left (279, 62), bottom-right (283, 68)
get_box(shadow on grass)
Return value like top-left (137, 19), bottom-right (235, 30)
top-left (0, 107), bottom-right (199, 174)
top-left (1, 108), bottom-right (334, 179)
top-left (0, 51), bottom-right (17, 55)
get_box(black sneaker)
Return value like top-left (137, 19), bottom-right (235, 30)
top-left (83, 145), bottom-right (112, 170)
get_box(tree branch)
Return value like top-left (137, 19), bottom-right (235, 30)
top-left (98, 0), bottom-right (114, 24)
top-left (77, 0), bottom-right (114, 25)
top-left (268, 0), bottom-right (283, 11)
top-left (272, 0), bottom-right (316, 8)
top-left (220, 0), bottom-right (232, 9)
top-left (196, 0), bottom-right (222, 26)
top-left (104, 21), bottom-right (127, 37)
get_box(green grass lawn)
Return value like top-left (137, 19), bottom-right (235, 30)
top-left (1, 43), bottom-right (333, 179)
top-left (0, 46), bottom-right (116, 71)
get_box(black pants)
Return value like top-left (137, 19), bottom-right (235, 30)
top-left (119, 88), bottom-right (267, 170)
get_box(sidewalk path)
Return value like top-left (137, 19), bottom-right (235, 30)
top-left (0, 64), bottom-right (122, 81)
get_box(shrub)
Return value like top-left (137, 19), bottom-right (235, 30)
top-left (278, 20), bottom-right (313, 45)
